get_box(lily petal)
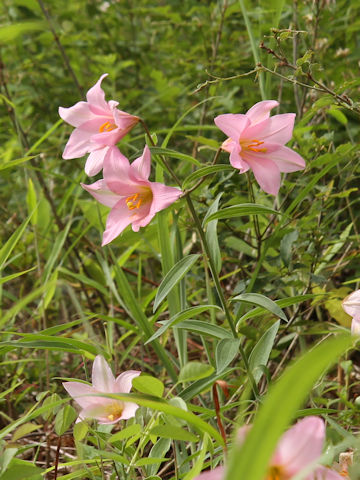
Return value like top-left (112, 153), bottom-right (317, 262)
top-left (103, 146), bottom-right (142, 195)
top-left (246, 100), bottom-right (279, 125)
top-left (81, 179), bottom-right (121, 208)
top-left (215, 114), bottom-right (250, 142)
top-left (149, 182), bottom-right (182, 215)
top-left (92, 355), bottom-right (115, 392)
top-left (86, 73), bottom-right (110, 115)
top-left (120, 402), bottom-right (139, 420)
top-left (193, 467), bottom-right (225, 480)
top-left (114, 370), bottom-right (141, 393)
top-left (229, 146), bottom-right (250, 173)
top-left (84, 147), bottom-right (109, 176)
top-left (62, 382), bottom-right (100, 409)
top-left (266, 145), bottom-right (306, 172)
top-left (273, 417), bottom-right (325, 476)
top-left (62, 128), bottom-right (94, 159)
top-left (244, 113), bottom-right (295, 145)
top-left (130, 145), bottom-right (151, 181)
top-left (310, 466), bottom-right (344, 480)
top-left (59, 102), bottom-right (95, 127)
top-left (102, 199), bottom-right (133, 245)
top-left (245, 154), bottom-right (281, 195)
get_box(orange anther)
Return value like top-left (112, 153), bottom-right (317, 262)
top-left (99, 121), bottom-right (117, 133)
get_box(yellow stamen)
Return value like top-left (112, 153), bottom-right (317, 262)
top-left (266, 465), bottom-right (286, 480)
top-left (105, 402), bottom-right (124, 422)
top-left (108, 414), bottom-right (114, 421)
top-left (247, 139), bottom-right (267, 153)
top-left (126, 193), bottom-right (142, 210)
top-left (99, 121), bottom-right (117, 133)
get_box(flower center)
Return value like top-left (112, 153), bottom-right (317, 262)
top-left (266, 465), bottom-right (287, 480)
top-left (105, 401), bottom-right (124, 422)
top-left (241, 139), bottom-right (267, 153)
top-left (99, 121), bottom-right (117, 133)
top-left (126, 193), bottom-right (142, 210)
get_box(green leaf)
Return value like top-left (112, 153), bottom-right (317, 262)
top-left (145, 305), bottom-right (222, 344)
top-left (174, 320), bottom-right (233, 339)
top-left (233, 293), bottom-right (287, 322)
top-left (54, 405), bottom-right (78, 436)
top-left (204, 203), bottom-right (280, 224)
top-left (149, 425), bottom-right (198, 442)
top-left (328, 107), bottom-right (347, 125)
top-left (149, 147), bottom-right (201, 167)
top-left (249, 321), bottom-right (280, 383)
top-left (183, 434), bottom-right (209, 480)
top-left (216, 338), bottom-right (240, 374)
top-left (26, 179), bottom-right (37, 226)
top-left (182, 165), bottom-right (234, 189)
top-left (73, 421), bottom-right (88, 442)
top-left (132, 376), bottom-right (165, 398)
top-left (153, 254), bottom-right (200, 312)
top-left (179, 362), bottom-right (214, 383)
top-left (0, 22), bottom-right (46, 43)
top-left (109, 424), bottom-right (141, 443)
top-left (225, 334), bottom-right (352, 480)
top-left (0, 459), bottom-right (43, 480)
top-left (0, 212), bottom-right (34, 271)
top-left (204, 193), bottom-right (223, 274)
top-left (12, 422), bottom-right (42, 442)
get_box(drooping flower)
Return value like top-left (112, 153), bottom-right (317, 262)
top-left (214, 100), bottom-right (305, 195)
top-left (63, 355), bottom-right (140, 424)
top-left (194, 417), bottom-right (343, 480)
top-left (59, 73), bottom-right (139, 176)
top-left (342, 289), bottom-right (360, 335)
top-left (81, 145), bottom-right (182, 245)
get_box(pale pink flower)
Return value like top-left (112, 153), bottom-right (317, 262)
top-left (214, 100), bottom-right (305, 195)
top-left (63, 355), bottom-right (140, 424)
top-left (194, 417), bottom-right (342, 480)
top-left (59, 73), bottom-right (139, 176)
top-left (342, 289), bottom-right (360, 336)
top-left (81, 145), bottom-right (182, 245)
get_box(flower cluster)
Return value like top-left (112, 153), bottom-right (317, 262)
top-left (59, 74), bottom-right (182, 245)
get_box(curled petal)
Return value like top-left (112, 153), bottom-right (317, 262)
top-left (59, 102), bottom-right (95, 127)
top-left (114, 370), bottom-right (141, 393)
top-left (214, 114), bottom-right (250, 142)
top-left (81, 179), bottom-right (121, 208)
top-left (130, 145), bottom-right (151, 181)
top-left (91, 128), bottom-right (124, 147)
top-left (92, 355), bottom-right (115, 392)
top-left (86, 73), bottom-right (110, 115)
top-left (229, 147), bottom-right (250, 173)
top-left (245, 100), bottom-right (279, 125)
top-left (351, 317), bottom-right (360, 336)
top-left (84, 147), bottom-right (109, 176)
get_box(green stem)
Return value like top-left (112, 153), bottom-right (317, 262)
top-left (185, 195), bottom-right (260, 398)
top-left (238, 0), bottom-right (266, 100)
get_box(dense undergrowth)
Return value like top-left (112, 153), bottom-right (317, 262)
top-left (0, 0), bottom-right (360, 479)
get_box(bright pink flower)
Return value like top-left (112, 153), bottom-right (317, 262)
top-left (214, 100), bottom-right (305, 195)
top-left (194, 417), bottom-right (343, 480)
top-left (59, 73), bottom-right (139, 176)
top-left (63, 355), bottom-right (140, 424)
top-left (81, 145), bottom-right (182, 245)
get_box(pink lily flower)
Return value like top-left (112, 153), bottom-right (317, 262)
top-left (81, 145), bottom-right (182, 245)
top-left (59, 73), bottom-right (139, 176)
top-left (214, 100), bottom-right (305, 195)
top-left (63, 355), bottom-right (140, 424)
top-left (342, 289), bottom-right (360, 335)
top-left (194, 417), bottom-right (343, 480)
